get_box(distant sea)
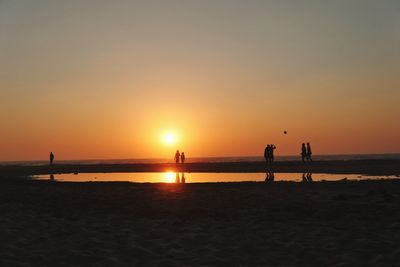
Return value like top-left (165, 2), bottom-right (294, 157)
top-left (1, 154), bottom-right (399, 166)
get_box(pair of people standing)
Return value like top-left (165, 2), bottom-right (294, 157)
top-left (301, 143), bottom-right (312, 162)
top-left (264, 144), bottom-right (276, 165)
top-left (174, 150), bottom-right (186, 164)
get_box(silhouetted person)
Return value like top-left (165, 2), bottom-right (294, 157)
top-left (269, 144), bottom-right (276, 163)
top-left (306, 143), bottom-right (312, 162)
top-left (50, 174), bottom-right (55, 181)
top-left (174, 150), bottom-right (180, 164)
top-left (175, 173), bottom-right (180, 183)
top-left (301, 143), bottom-right (307, 163)
top-left (181, 152), bottom-right (186, 164)
top-left (264, 144), bottom-right (276, 164)
top-left (264, 145), bottom-right (270, 166)
top-left (181, 173), bottom-right (186, 183)
top-left (49, 152), bottom-right (54, 165)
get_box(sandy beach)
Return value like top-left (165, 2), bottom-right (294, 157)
top-left (1, 178), bottom-right (400, 266)
top-left (2, 0), bottom-right (399, 265)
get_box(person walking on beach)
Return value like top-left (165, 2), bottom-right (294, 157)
top-left (269, 144), bottom-right (276, 163)
top-left (306, 142), bottom-right (312, 162)
top-left (174, 150), bottom-right (181, 164)
top-left (264, 145), bottom-right (270, 166)
top-left (181, 152), bottom-right (186, 164)
top-left (301, 143), bottom-right (307, 163)
top-left (49, 152), bottom-right (54, 165)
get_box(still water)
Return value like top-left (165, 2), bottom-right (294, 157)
top-left (35, 172), bottom-right (399, 183)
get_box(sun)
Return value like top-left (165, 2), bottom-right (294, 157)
top-left (163, 133), bottom-right (176, 145)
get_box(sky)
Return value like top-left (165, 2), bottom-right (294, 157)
top-left (1, 0), bottom-right (399, 161)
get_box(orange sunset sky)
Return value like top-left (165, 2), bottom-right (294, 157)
top-left (1, 1), bottom-right (399, 161)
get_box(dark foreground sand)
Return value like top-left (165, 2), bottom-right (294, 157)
top-left (1, 179), bottom-right (400, 266)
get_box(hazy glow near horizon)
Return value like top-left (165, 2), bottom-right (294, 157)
top-left (0, 0), bottom-right (399, 161)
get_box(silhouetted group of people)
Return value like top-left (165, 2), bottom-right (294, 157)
top-left (264, 144), bottom-right (276, 165)
top-left (174, 150), bottom-right (186, 164)
top-left (301, 142), bottom-right (312, 163)
top-left (264, 142), bottom-right (313, 165)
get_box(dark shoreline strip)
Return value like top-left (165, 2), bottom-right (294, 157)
top-left (1, 159), bottom-right (399, 176)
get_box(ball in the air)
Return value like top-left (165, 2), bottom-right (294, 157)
top-left (284, 131), bottom-right (287, 135)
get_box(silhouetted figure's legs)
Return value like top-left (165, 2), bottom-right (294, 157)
top-left (307, 173), bottom-right (313, 182)
top-left (175, 173), bottom-right (180, 183)
top-left (181, 173), bottom-right (186, 183)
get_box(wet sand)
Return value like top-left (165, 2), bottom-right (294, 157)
top-left (1, 159), bottom-right (400, 177)
top-left (1, 178), bottom-right (400, 266)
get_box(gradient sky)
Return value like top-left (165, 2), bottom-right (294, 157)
top-left (1, 0), bottom-right (399, 161)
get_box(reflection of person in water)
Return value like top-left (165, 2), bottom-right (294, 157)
top-left (265, 172), bottom-right (275, 182)
top-left (302, 173), bottom-right (313, 182)
top-left (175, 173), bottom-right (180, 183)
top-left (50, 174), bottom-right (55, 181)
top-left (181, 173), bottom-right (186, 183)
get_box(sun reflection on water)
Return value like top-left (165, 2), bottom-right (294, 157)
top-left (165, 171), bottom-right (175, 183)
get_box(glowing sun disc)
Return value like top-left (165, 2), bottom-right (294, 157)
top-left (163, 133), bottom-right (176, 145)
